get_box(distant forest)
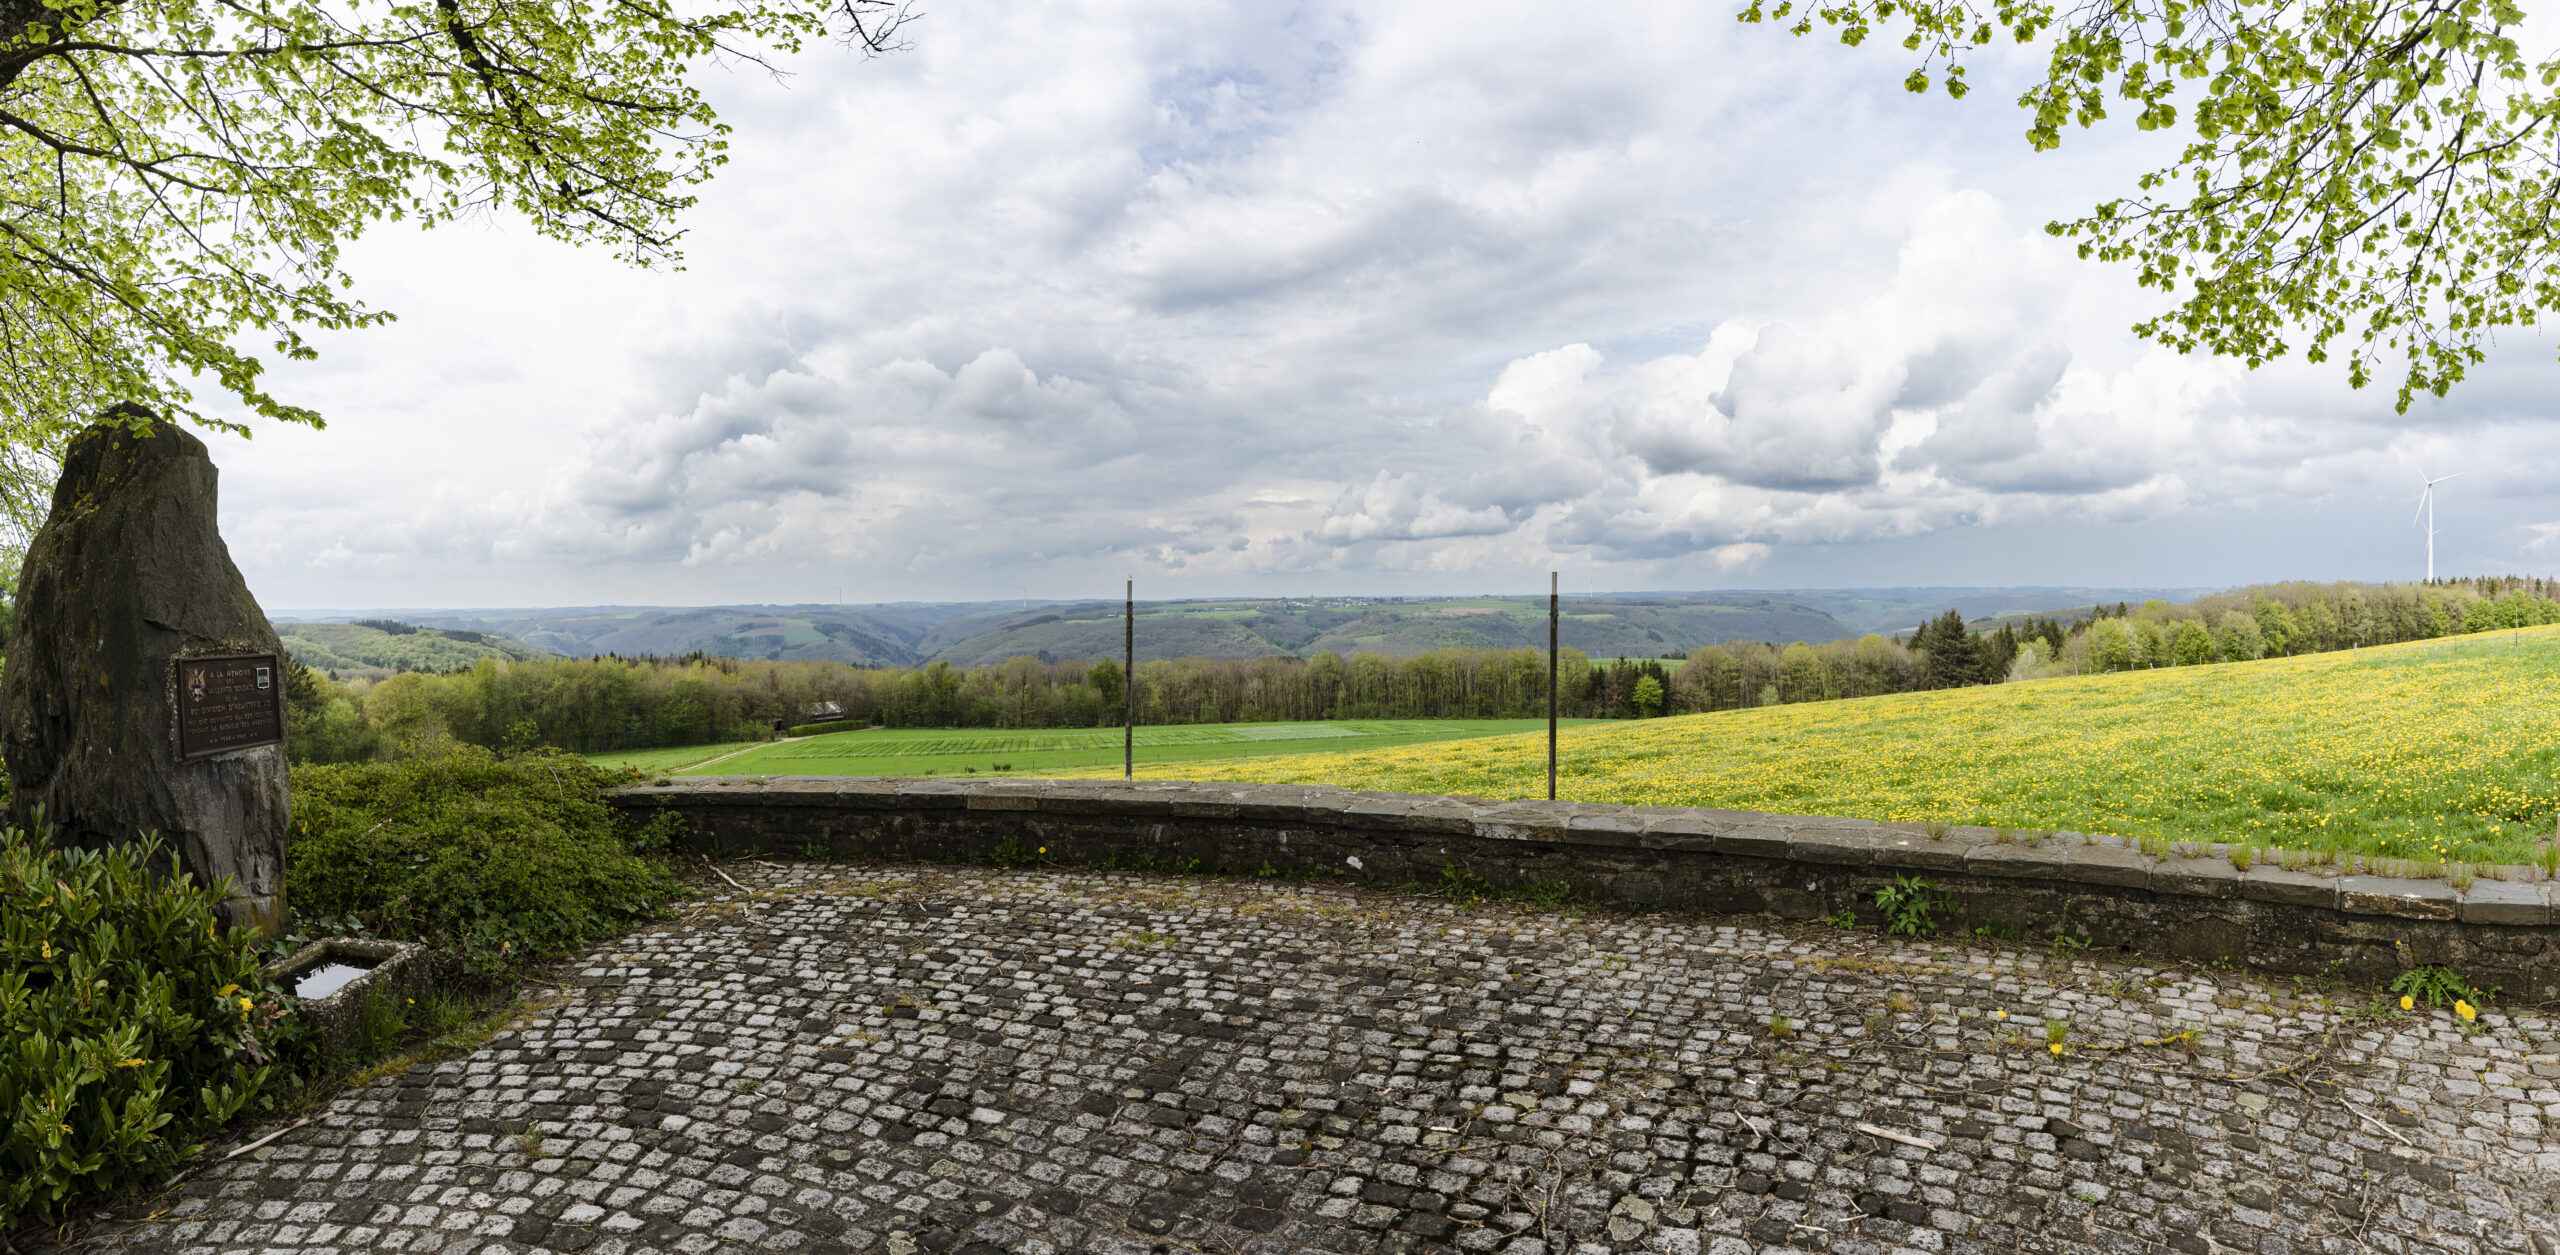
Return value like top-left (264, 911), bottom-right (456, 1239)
top-left (283, 577), bottom-right (2560, 763)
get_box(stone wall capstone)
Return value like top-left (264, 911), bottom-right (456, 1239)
top-left (608, 775), bottom-right (2560, 999)
top-left (2, 410), bottom-right (291, 933)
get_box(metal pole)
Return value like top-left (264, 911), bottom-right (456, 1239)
top-left (1548, 571), bottom-right (1558, 802)
top-left (1125, 579), bottom-right (1135, 781)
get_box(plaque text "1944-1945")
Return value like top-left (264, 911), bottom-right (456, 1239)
top-left (176, 652), bottom-right (284, 760)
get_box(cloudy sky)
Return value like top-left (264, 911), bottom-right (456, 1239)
top-left (197, 0), bottom-right (2560, 610)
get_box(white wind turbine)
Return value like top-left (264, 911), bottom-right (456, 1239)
top-left (2414, 471), bottom-right (2462, 582)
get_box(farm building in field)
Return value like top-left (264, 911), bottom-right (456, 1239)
top-left (774, 699), bottom-right (849, 732)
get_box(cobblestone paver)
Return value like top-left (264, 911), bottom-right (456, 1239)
top-left (66, 863), bottom-right (2560, 1255)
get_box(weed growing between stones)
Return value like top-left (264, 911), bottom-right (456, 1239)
top-left (1437, 859), bottom-right (1492, 906)
top-left (1518, 875), bottom-right (1579, 910)
top-left (2391, 964), bottom-right (2495, 1015)
top-left (508, 1122), bottom-right (552, 1159)
top-left (1974, 917), bottom-right (2028, 943)
top-left (1873, 873), bottom-right (1955, 937)
top-left (1084, 849), bottom-right (1208, 875)
top-left (321, 985), bottom-right (525, 1094)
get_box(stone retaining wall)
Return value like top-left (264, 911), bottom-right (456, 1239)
top-left (607, 776), bottom-right (2560, 999)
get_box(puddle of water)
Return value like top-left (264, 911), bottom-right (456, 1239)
top-left (291, 961), bottom-right (378, 1000)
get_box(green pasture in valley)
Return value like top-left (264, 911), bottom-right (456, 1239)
top-left (607, 719), bottom-right (1600, 779)
top-left (585, 742), bottom-right (766, 774)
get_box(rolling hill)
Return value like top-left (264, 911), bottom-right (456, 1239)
top-left (387, 605), bottom-right (961, 667)
top-left (286, 586), bottom-right (2207, 670)
top-left (1059, 623), bottom-right (2560, 866)
top-left (274, 620), bottom-right (548, 676)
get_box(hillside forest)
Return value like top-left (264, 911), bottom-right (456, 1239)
top-left (370, 586), bottom-right (2210, 670)
top-left (281, 577), bottom-right (2560, 764)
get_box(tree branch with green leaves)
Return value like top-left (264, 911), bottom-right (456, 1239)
top-left (0, 0), bottom-right (915, 557)
top-left (1740, 0), bottom-right (2560, 411)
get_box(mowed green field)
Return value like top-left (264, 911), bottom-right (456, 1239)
top-left (601, 719), bottom-right (1602, 780)
top-left (586, 742), bottom-right (767, 774)
top-left (1057, 626), bottom-right (2560, 867)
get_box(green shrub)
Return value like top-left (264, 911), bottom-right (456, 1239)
top-left (787, 718), bottom-right (867, 737)
top-left (289, 746), bottom-right (684, 976)
top-left (0, 826), bottom-right (282, 1229)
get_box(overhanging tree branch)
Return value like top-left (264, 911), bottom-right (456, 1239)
top-left (1744, 0), bottom-right (2557, 407)
top-left (0, 0), bottom-right (907, 575)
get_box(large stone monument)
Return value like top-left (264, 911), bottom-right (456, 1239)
top-left (3, 407), bottom-right (291, 933)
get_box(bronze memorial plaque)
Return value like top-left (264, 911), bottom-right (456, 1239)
top-left (175, 652), bottom-right (285, 760)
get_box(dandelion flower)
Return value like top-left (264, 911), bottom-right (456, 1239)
top-left (1994, 1011), bottom-right (2007, 1020)
top-left (2048, 1043), bottom-right (2064, 1055)
top-left (2455, 1000), bottom-right (2476, 1022)
top-left (2400, 995), bottom-right (2414, 1011)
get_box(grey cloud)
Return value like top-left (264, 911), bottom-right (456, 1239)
top-left (1913, 345), bottom-right (2069, 471)
top-left (200, 1), bottom-right (2560, 607)
top-left (1311, 472), bottom-right (1515, 544)
top-left (943, 349), bottom-right (1118, 425)
top-left (1687, 322), bottom-right (1900, 490)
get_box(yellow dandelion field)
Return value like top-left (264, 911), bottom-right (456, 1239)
top-left (1067, 624), bottom-right (2560, 864)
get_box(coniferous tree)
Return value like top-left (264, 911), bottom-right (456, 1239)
top-left (1919, 610), bottom-right (1980, 688)
top-left (1984, 624), bottom-right (2020, 680)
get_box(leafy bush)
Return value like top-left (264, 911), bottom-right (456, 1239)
top-left (787, 718), bottom-right (866, 737)
top-left (289, 746), bottom-right (685, 976)
top-left (0, 826), bottom-right (283, 1229)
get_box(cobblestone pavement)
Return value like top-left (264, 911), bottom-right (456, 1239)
top-left (64, 863), bottom-right (2560, 1255)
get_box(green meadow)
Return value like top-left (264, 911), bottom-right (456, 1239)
top-left (585, 742), bottom-right (768, 774)
top-left (1077, 626), bottom-right (2560, 867)
top-left (593, 718), bottom-right (1600, 779)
